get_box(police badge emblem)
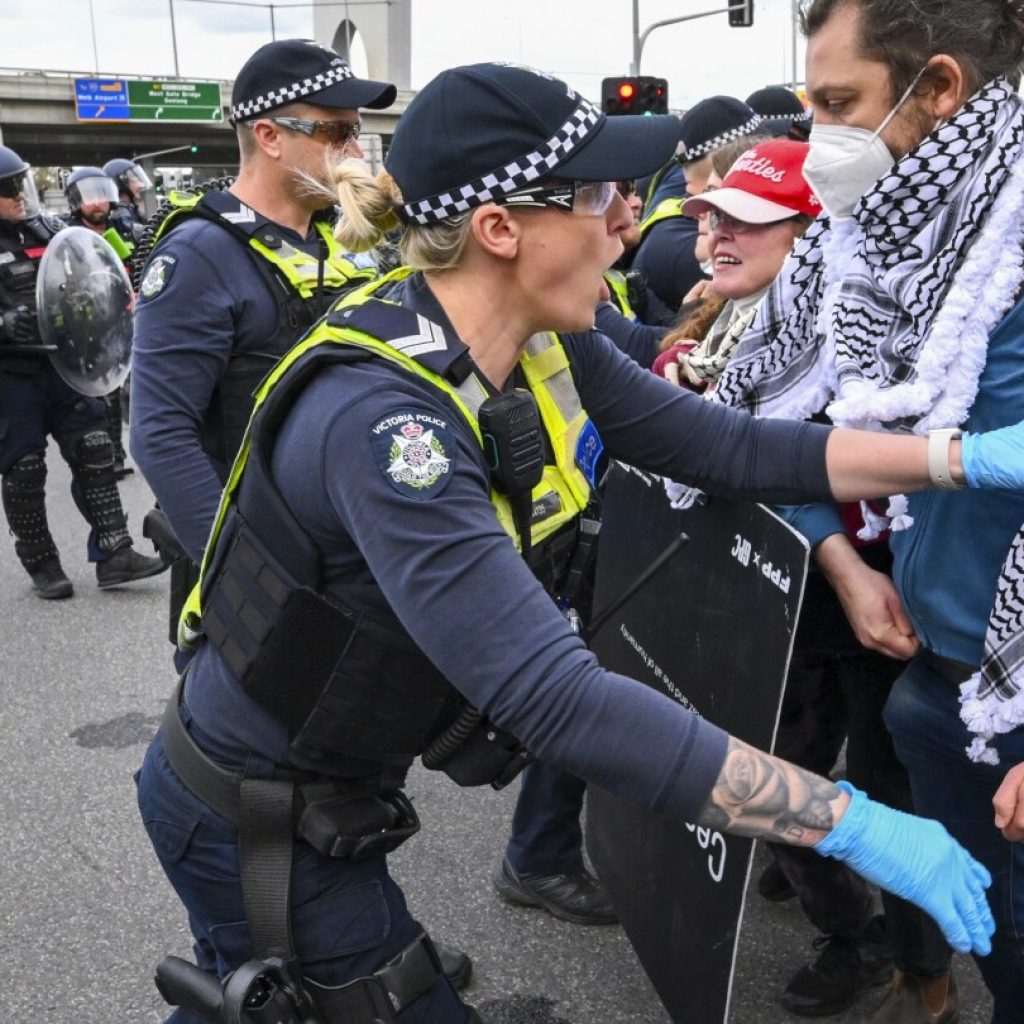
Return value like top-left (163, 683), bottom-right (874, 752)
top-left (372, 409), bottom-right (456, 499)
top-left (139, 254), bottom-right (177, 300)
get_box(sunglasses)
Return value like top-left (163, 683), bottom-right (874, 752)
top-left (0, 173), bottom-right (26, 199)
top-left (263, 116), bottom-right (362, 146)
top-left (492, 180), bottom-right (617, 216)
top-left (708, 210), bottom-right (800, 234)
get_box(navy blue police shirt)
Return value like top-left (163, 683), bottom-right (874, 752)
top-left (130, 212), bottom-right (361, 562)
top-left (181, 271), bottom-right (834, 822)
top-left (594, 301), bottom-right (668, 368)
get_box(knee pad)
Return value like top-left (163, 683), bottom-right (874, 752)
top-left (3, 450), bottom-right (47, 494)
top-left (74, 430), bottom-right (115, 473)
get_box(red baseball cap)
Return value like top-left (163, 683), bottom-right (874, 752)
top-left (681, 139), bottom-right (821, 223)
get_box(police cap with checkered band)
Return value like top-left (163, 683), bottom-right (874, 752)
top-left (385, 63), bottom-right (681, 226)
top-left (230, 38), bottom-right (396, 124)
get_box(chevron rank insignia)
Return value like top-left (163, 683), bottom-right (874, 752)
top-left (372, 409), bottom-right (456, 500)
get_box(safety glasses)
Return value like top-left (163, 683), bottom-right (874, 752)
top-left (708, 210), bottom-right (801, 234)
top-left (492, 180), bottom-right (618, 216)
top-left (264, 116), bottom-right (362, 146)
top-left (0, 173), bottom-right (27, 199)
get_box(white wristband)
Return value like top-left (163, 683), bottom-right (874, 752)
top-left (927, 428), bottom-right (965, 491)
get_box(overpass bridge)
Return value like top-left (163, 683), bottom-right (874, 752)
top-left (0, 68), bottom-right (410, 170)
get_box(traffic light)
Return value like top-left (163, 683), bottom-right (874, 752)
top-left (728, 0), bottom-right (754, 27)
top-left (189, 143), bottom-right (198, 154)
top-left (601, 76), bottom-right (669, 116)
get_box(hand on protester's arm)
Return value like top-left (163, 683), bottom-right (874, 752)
top-left (815, 534), bottom-right (919, 659)
top-left (696, 736), bottom-right (994, 955)
top-left (993, 761), bottom-right (1024, 841)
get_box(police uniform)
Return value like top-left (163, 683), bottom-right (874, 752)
top-left (0, 148), bottom-right (164, 597)
top-left (594, 270), bottom-right (669, 368)
top-left (132, 63), bottom-right (847, 1024)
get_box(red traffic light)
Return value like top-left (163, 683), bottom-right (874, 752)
top-left (618, 83), bottom-right (636, 100)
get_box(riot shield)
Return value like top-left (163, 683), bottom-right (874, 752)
top-left (585, 463), bottom-right (809, 1024)
top-left (35, 226), bottom-right (133, 397)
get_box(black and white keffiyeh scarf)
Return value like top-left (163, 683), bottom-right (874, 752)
top-left (711, 78), bottom-right (1024, 763)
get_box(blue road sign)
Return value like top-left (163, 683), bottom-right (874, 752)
top-left (74, 78), bottom-right (131, 121)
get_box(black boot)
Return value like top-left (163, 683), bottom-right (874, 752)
top-left (29, 557), bottom-right (74, 600)
top-left (781, 917), bottom-right (893, 1017)
top-left (493, 856), bottom-right (618, 925)
top-left (433, 941), bottom-right (473, 991)
top-left (96, 544), bottom-right (169, 588)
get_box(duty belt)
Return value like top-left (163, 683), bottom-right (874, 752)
top-left (919, 647), bottom-right (977, 686)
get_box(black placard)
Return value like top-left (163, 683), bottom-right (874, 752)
top-left (585, 464), bottom-right (809, 1024)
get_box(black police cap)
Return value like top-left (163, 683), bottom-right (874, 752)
top-left (385, 63), bottom-right (680, 226)
top-left (677, 96), bottom-right (763, 161)
top-left (230, 38), bottom-right (396, 124)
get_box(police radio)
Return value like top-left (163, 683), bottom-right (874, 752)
top-left (478, 389), bottom-right (544, 559)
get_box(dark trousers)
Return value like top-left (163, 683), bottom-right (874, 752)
top-left (505, 761), bottom-right (588, 876)
top-left (137, 731), bottom-right (474, 1023)
top-left (768, 555), bottom-right (949, 975)
top-left (885, 656), bottom-right (1024, 1023)
top-left (769, 646), bottom-right (950, 974)
top-left (0, 366), bottom-right (112, 562)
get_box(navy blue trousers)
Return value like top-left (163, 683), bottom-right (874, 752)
top-left (137, 731), bottom-right (473, 1023)
top-left (505, 761), bottom-right (587, 875)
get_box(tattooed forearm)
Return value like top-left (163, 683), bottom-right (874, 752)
top-left (695, 737), bottom-right (846, 846)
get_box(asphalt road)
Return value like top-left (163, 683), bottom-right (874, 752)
top-left (0, 453), bottom-right (993, 1023)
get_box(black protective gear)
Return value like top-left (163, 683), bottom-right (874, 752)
top-left (1, 304), bottom-right (36, 345)
top-left (64, 429), bottom-right (130, 554)
top-left (1, 450), bottom-right (59, 571)
top-left (104, 389), bottom-right (131, 474)
top-left (0, 145), bottom-right (30, 182)
top-left (29, 557), bottom-right (73, 599)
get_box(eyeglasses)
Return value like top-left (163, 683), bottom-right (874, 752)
top-left (708, 210), bottom-right (800, 234)
top-left (263, 116), bottom-right (362, 146)
top-left (0, 173), bottom-right (26, 199)
top-left (492, 180), bottom-right (617, 216)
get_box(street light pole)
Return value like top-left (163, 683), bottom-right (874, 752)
top-left (169, 0), bottom-right (181, 77)
top-left (631, 4), bottom-right (737, 76)
top-left (791, 0), bottom-right (799, 90)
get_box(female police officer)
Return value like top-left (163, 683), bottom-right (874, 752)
top-left (138, 64), bottom-right (1014, 1023)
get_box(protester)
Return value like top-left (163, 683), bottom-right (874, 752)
top-left (711, 1), bottom-right (1024, 1018)
top-left (134, 61), bottom-right (1023, 1024)
top-left (657, 138), bottom-right (950, 1018)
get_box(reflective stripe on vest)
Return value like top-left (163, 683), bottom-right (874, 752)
top-left (153, 191), bottom-right (374, 295)
top-left (638, 196), bottom-right (686, 238)
top-left (179, 269), bottom-right (594, 646)
top-left (603, 270), bottom-right (636, 321)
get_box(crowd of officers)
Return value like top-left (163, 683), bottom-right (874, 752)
top-left (5, 4), bottom-right (1024, 1021)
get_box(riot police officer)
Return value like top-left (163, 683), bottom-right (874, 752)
top-left (0, 146), bottom-right (165, 598)
top-left (103, 157), bottom-right (152, 241)
top-left (137, 64), bottom-right (1011, 1023)
top-left (65, 165), bottom-right (135, 477)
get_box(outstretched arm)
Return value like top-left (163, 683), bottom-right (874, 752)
top-left (695, 737), bottom-right (995, 956)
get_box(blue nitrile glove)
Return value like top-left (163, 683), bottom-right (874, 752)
top-left (815, 782), bottom-right (994, 955)
top-left (961, 426), bottom-right (1024, 490)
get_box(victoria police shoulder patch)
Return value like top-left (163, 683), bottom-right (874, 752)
top-left (138, 254), bottom-right (178, 301)
top-left (371, 409), bottom-right (456, 500)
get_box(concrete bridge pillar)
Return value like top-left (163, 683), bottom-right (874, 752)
top-left (314, 0), bottom-right (411, 91)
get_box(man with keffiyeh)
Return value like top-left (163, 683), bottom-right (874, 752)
top-left (710, 1), bottom-right (1024, 1020)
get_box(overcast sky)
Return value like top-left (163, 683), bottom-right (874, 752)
top-left (0, 0), bottom-right (806, 110)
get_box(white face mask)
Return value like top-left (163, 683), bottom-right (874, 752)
top-left (803, 68), bottom-right (928, 220)
top-left (700, 257), bottom-right (713, 276)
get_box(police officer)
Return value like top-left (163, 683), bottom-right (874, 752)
top-left (0, 146), bottom-right (165, 598)
top-left (65, 165), bottom-right (135, 478)
top-left (128, 36), bottom-right (471, 998)
top-left (630, 96), bottom-right (762, 325)
top-left (133, 63), bottom-right (1018, 1023)
top-left (103, 158), bottom-right (152, 240)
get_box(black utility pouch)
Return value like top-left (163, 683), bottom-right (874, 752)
top-left (297, 790), bottom-right (420, 861)
top-left (430, 721), bottom-right (533, 790)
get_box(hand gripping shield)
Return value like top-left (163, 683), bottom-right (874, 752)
top-left (35, 226), bottom-right (133, 396)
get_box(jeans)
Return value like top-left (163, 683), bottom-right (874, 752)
top-left (136, 730), bottom-right (473, 1023)
top-left (505, 760), bottom-right (587, 875)
top-left (884, 653), bottom-right (1024, 1024)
